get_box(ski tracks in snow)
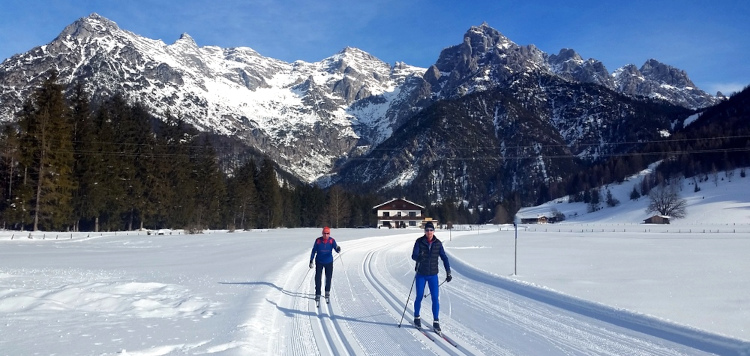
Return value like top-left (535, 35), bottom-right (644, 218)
top-left (255, 232), bottom-right (727, 355)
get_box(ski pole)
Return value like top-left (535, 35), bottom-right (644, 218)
top-left (423, 278), bottom-right (447, 299)
top-left (297, 261), bottom-right (314, 291)
top-left (398, 262), bottom-right (419, 328)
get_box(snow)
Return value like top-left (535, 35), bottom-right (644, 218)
top-left (37, 15), bottom-right (428, 184)
top-left (684, 112), bottom-right (702, 127)
top-left (1, 170), bottom-right (750, 354)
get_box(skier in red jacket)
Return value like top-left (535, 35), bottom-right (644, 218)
top-left (309, 226), bottom-right (341, 304)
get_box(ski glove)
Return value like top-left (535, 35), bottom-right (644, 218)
top-left (335, 246), bottom-right (341, 253)
top-left (446, 273), bottom-right (453, 282)
top-left (309, 261), bottom-right (314, 269)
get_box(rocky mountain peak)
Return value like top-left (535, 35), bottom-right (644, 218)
top-left (639, 58), bottom-right (695, 88)
top-left (0, 16), bottom-right (723, 190)
top-left (548, 48), bottom-right (584, 73)
top-left (328, 47), bottom-right (386, 73)
top-left (429, 23), bottom-right (716, 108)
top-left (465, 22), bottom-right (515, 54)
top-left (338, 46), bottom-right (371, 57)
top-left (175, 33), bottom-right (197, 45)
top-left (435, 23), bottom-right (515, 73)
top-left (169, 33), bottom-right (200, 53)
top-left (549, 48), bottom-right (582, 65)
top-left (611, 59), bottom-right (716, 108)
top-left (549, 49), bottom-right (613, 87)
top-left (57, 12), bottom-right (120, 41)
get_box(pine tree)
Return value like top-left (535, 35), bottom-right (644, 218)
top-left (70, 82), bottom-right (102, 231)
top-left (91, 102), bottom-right (124, 230)
top-left (118, 102), bottom-right (158, 230)
top-left (227, 159), bottom-right (259, 230)
top-left (0, 123), bottom-right (27, 229)
top-left (190, 137), bottom-right (226, 229)
top-left (256, 158), bottom-right (282, 228)
top-left (629, 186), bottom-right (641, 200)
top-left (605, 189), bottom-right (620, 207)
top-left (159, 113), bottom-right (195, 228)
top-left (147, 132), bottom-right (176, 229)
top-left (587, 188), bottom-right (601, 213)
top-left (279, 181), bottom-right (301, 228)
top-left (16, 71), bottom-right (76, 231)
top-left (299, 184), bottom-right (326, 227)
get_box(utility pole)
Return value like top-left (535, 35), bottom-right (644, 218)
top-left (513, 218), bottom-right (518, 276)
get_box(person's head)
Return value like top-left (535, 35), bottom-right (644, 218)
top-left (322, 226), bottom-right (331, 238)
top-left (424, 222), bottom-right (435, 238)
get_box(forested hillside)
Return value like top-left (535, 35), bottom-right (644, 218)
top-left (0, 72), bottom-right (391, 232)
top-left (1, 74), bottom-right (747, 232)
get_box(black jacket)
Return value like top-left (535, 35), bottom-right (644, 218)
top-left (411, 235), bottom-right (451, 276)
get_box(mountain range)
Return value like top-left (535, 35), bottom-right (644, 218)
top-left (0, 14), bottom-right (724, 206)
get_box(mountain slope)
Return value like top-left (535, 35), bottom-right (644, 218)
top-left (334, 70), bottom-right (693, 206)
top-left (0, 16), bottom-right (720, 191)
top-left (0, 13), bottom-right (427, 182)
top-left (427, 23), bottom-right (718, 109)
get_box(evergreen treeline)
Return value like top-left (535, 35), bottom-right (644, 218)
top-left (6, 74), bottom-right (744, 230)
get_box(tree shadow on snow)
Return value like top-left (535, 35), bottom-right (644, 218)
top-left (219, 281), bottom-right (314, 299)
top-left (221, 281), bottom-right (399, 328)
top-left (267, 298), bottom-right (395, 327)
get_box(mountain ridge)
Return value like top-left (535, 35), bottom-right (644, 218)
top-left (0, 14), bottom-right (721, 194)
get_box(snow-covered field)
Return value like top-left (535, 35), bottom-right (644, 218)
top-left (1, 169), bottom-right (749, 355)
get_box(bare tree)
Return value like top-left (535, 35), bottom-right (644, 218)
top-left (646, 182), bottom-right (687, 219)
top-left (492, 204), bottom-right (510, 224)
top-left (326, 185), bottom-right (350, 228)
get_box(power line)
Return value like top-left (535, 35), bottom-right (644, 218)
top-left (0, 134), bottom-right (747, 161)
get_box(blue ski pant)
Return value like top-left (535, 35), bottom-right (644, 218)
top-left (315, 262), bottom-right (333, 296)
top-left (413, 274), bottom-right (439, 320)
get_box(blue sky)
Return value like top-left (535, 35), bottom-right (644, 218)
top-left (1, 0), bottom-right (748, 95)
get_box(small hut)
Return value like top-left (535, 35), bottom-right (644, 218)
top-left (643, 215), bottom-right (670, 224)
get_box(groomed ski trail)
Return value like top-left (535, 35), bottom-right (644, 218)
top-left (258, 231), bottom-right (727, 355)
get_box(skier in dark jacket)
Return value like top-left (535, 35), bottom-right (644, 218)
top-left (411, 221), bottom-right (451, 332)
top-left (309, 226), bottom-right (341, 303)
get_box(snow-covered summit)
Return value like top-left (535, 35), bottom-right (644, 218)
top-left (0, 14), bottom-right (427, 183)
top-left (0, 16), bottom-right (720, 186)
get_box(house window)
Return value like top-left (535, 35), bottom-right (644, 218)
top-left (409, 221), bottom-right (416, 227)
top-left (383, 212), bottom-right (389, 217)
top-left (409, 212), bottom-right (417, 217)
top-left (397, 212), bottom-right (402, 217)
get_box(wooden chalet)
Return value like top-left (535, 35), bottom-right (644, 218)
top-left (519, 215), bottom-right (549, 224)
top-left (373, 198), bottom-right (425, 229)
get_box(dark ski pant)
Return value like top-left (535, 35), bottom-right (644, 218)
top-left (314, 262), bottom-right (334, 296)
top-left (414, 274), bottom-right (439, 320)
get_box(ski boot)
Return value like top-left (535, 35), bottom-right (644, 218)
top-left (414, 316), bottom-right (421, 328)
top-left (325, 292), bottom-right (330, 304)
top-left (315, 294), bottom-right (321, 307)
top-left (433, 320), bottom-right (441, 334)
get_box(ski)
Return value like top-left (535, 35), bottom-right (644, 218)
top-left (414, 326), bottom-right (437, 342)
top-left (433, 328), bottom-right (459, 348)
